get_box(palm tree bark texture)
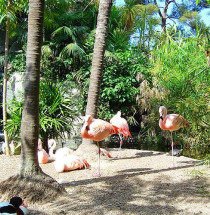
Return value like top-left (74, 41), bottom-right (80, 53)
top-left (85, 0), bottom-right (113, 117)
top-left (77, 0), bottom-right (113, 158)
top-left (20, 0), bottom-right (44, 176)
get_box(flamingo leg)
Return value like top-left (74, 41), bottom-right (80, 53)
top-left (170, 132), bottom-right (175, 168)
top-left (93, 142), bottom-right (101, 177)
top-left (116, 134), bottom-right (123, 158)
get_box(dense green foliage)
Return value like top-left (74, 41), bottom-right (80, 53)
top-left (1, 0), bottom-right (209, 159)
top-left (5, 80), bottom-right (81, 143)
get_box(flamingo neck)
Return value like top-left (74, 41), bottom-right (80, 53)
top-left (159, 116), bottom-right (166, 130)
top-left (49, 141), bottom-right (56, 157)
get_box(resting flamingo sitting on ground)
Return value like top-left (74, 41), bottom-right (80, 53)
top-left (81, 115), bottom-right (119, 177)
top-left (48, 139), bottom-right (73, 160)
top-left (159, 106), bottom-right (190, 167)
top-left (110, 111), bottom-right (132, 158)
top-left (54, 154), bottom-right (89, 173)
top-left (48, 139), bottom-right (88, 173)
top-left (37, 139), bottom-right (49, 164)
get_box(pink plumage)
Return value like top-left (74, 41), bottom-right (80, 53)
top-left (81, 115), bottom-right (119, 177)
top-left (159, 106), bottom-right (190, 167)
top-left (37, 139), bottom-right (49, 164)
top-left (110, 111), bottom-right (131, 157)
top-left (110, 111), bottom-right (132, 139)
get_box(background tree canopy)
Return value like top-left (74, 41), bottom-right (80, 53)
top-left (0, 0), bottom-right (209, 160)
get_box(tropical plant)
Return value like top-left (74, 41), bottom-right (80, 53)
top-left (5, 80), bottom-right (82, 149)
top-left (141, 35), bottom-right (210, 157)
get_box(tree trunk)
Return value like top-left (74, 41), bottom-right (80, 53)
top-left (0, 0), bottom-right (68, 202)
top-left (76, 0), bottom-right (113, 160)
top-left (154, 0), bottom-right (174, 33)
top-left (2, 0), bottom-right (12, 156)
top-left (20, 0), bottom-right (45, 176)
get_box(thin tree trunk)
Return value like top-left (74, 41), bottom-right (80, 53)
top-left (2, 0), bottom-right (12, 156)
top-left (85, 0), bottom-right (113, 117)
top-left (154, 0), bottom-right (174, 33)
top-left (77, 0), bottom-right (112, 159)
top-left (20, 0), bottom-right (45, 176)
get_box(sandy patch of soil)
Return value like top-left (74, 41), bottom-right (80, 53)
top-left (0, 148), bottom-right (209, 215)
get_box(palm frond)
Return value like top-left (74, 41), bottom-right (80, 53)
top-left (59, 43), bottom-right (85, 60)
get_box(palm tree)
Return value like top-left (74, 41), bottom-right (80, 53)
top-left (121, 0), bottom-right (142, 31)
top-left (19, 0), bottom-right (44, 175)
top-left (0, 0), bottom-right (66, 202)
top-left (77, 0), bottom-right (113, 159)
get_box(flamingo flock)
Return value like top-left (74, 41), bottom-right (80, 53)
top-left (3, 107), bottom-right (189, 177)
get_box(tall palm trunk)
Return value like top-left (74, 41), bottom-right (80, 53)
top-left (77, 0), bottom-right (112, 159)
top-left (2, 0), bottom-right (12, 155)
top-left (20, 0), bottom-right (44, 176)
top-left (85, 0), bottom-right (113, 117)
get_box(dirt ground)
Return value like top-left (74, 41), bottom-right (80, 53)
top-left (0, 148), bottom-right (209, 215)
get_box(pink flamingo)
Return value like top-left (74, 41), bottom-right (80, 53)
top-left (159, 106), bottom-right (190, 167)
top-left (110, 111), bottom-right (132, 157)
top-left (47, 139), bottom-right (89, 172)
top-left (54, 154), bottom-right (89, 173)
top-left (37, 139), bottom-right (49, 164)
top-left (81, 115), bottom-right (119, 177)
top-left (48, 139), bottom-right (73, 160)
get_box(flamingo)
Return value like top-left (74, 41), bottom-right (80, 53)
top-left (81, 115), bottom-right (119, 177)
top-left (37, 139), bottom-right (49, 164)
top-left (48, 139), bottom-right (73, 160)
top-left (159, 106), bottom-right (190, 167)
top-left (54, 154), bottom-right (89, 173)
top-left (47, 139), bottom-right (88, 173)
top-left (110, 111), bottom-right (132, 158)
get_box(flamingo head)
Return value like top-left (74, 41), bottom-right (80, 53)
top-left (84, 115), bottom-right (93, 124)
top-left (82, 115), bottom-right (93, 131)
top-left (159, 106), bottom-right (167, 119)
top-left (48, 139), bottom-right (56, 149)
top-left (116, 111), bottom-right (121, 117)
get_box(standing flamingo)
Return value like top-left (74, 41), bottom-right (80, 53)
top-left (81, 115), bottom-right (119, 177)
top-left (37, 139), bottom-right (49, 164)
top-left (110, 111), bottom-right (132, 158)
top-left (159, 106), bottom-right (190, 167)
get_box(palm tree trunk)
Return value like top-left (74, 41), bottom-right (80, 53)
top-left (85, 0), bottom-right (113, 117)
top-left (77, 0), bottom-right (113, 160)
top-left (20, 0), bottom-right (45, 176)
top-left (2, 0), bottom-right (12, 156)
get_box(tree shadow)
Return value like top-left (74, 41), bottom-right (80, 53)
top-left (110, 151), bottom-right (165, 161)
top-left (44, 165), bottom-right (209, 215)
